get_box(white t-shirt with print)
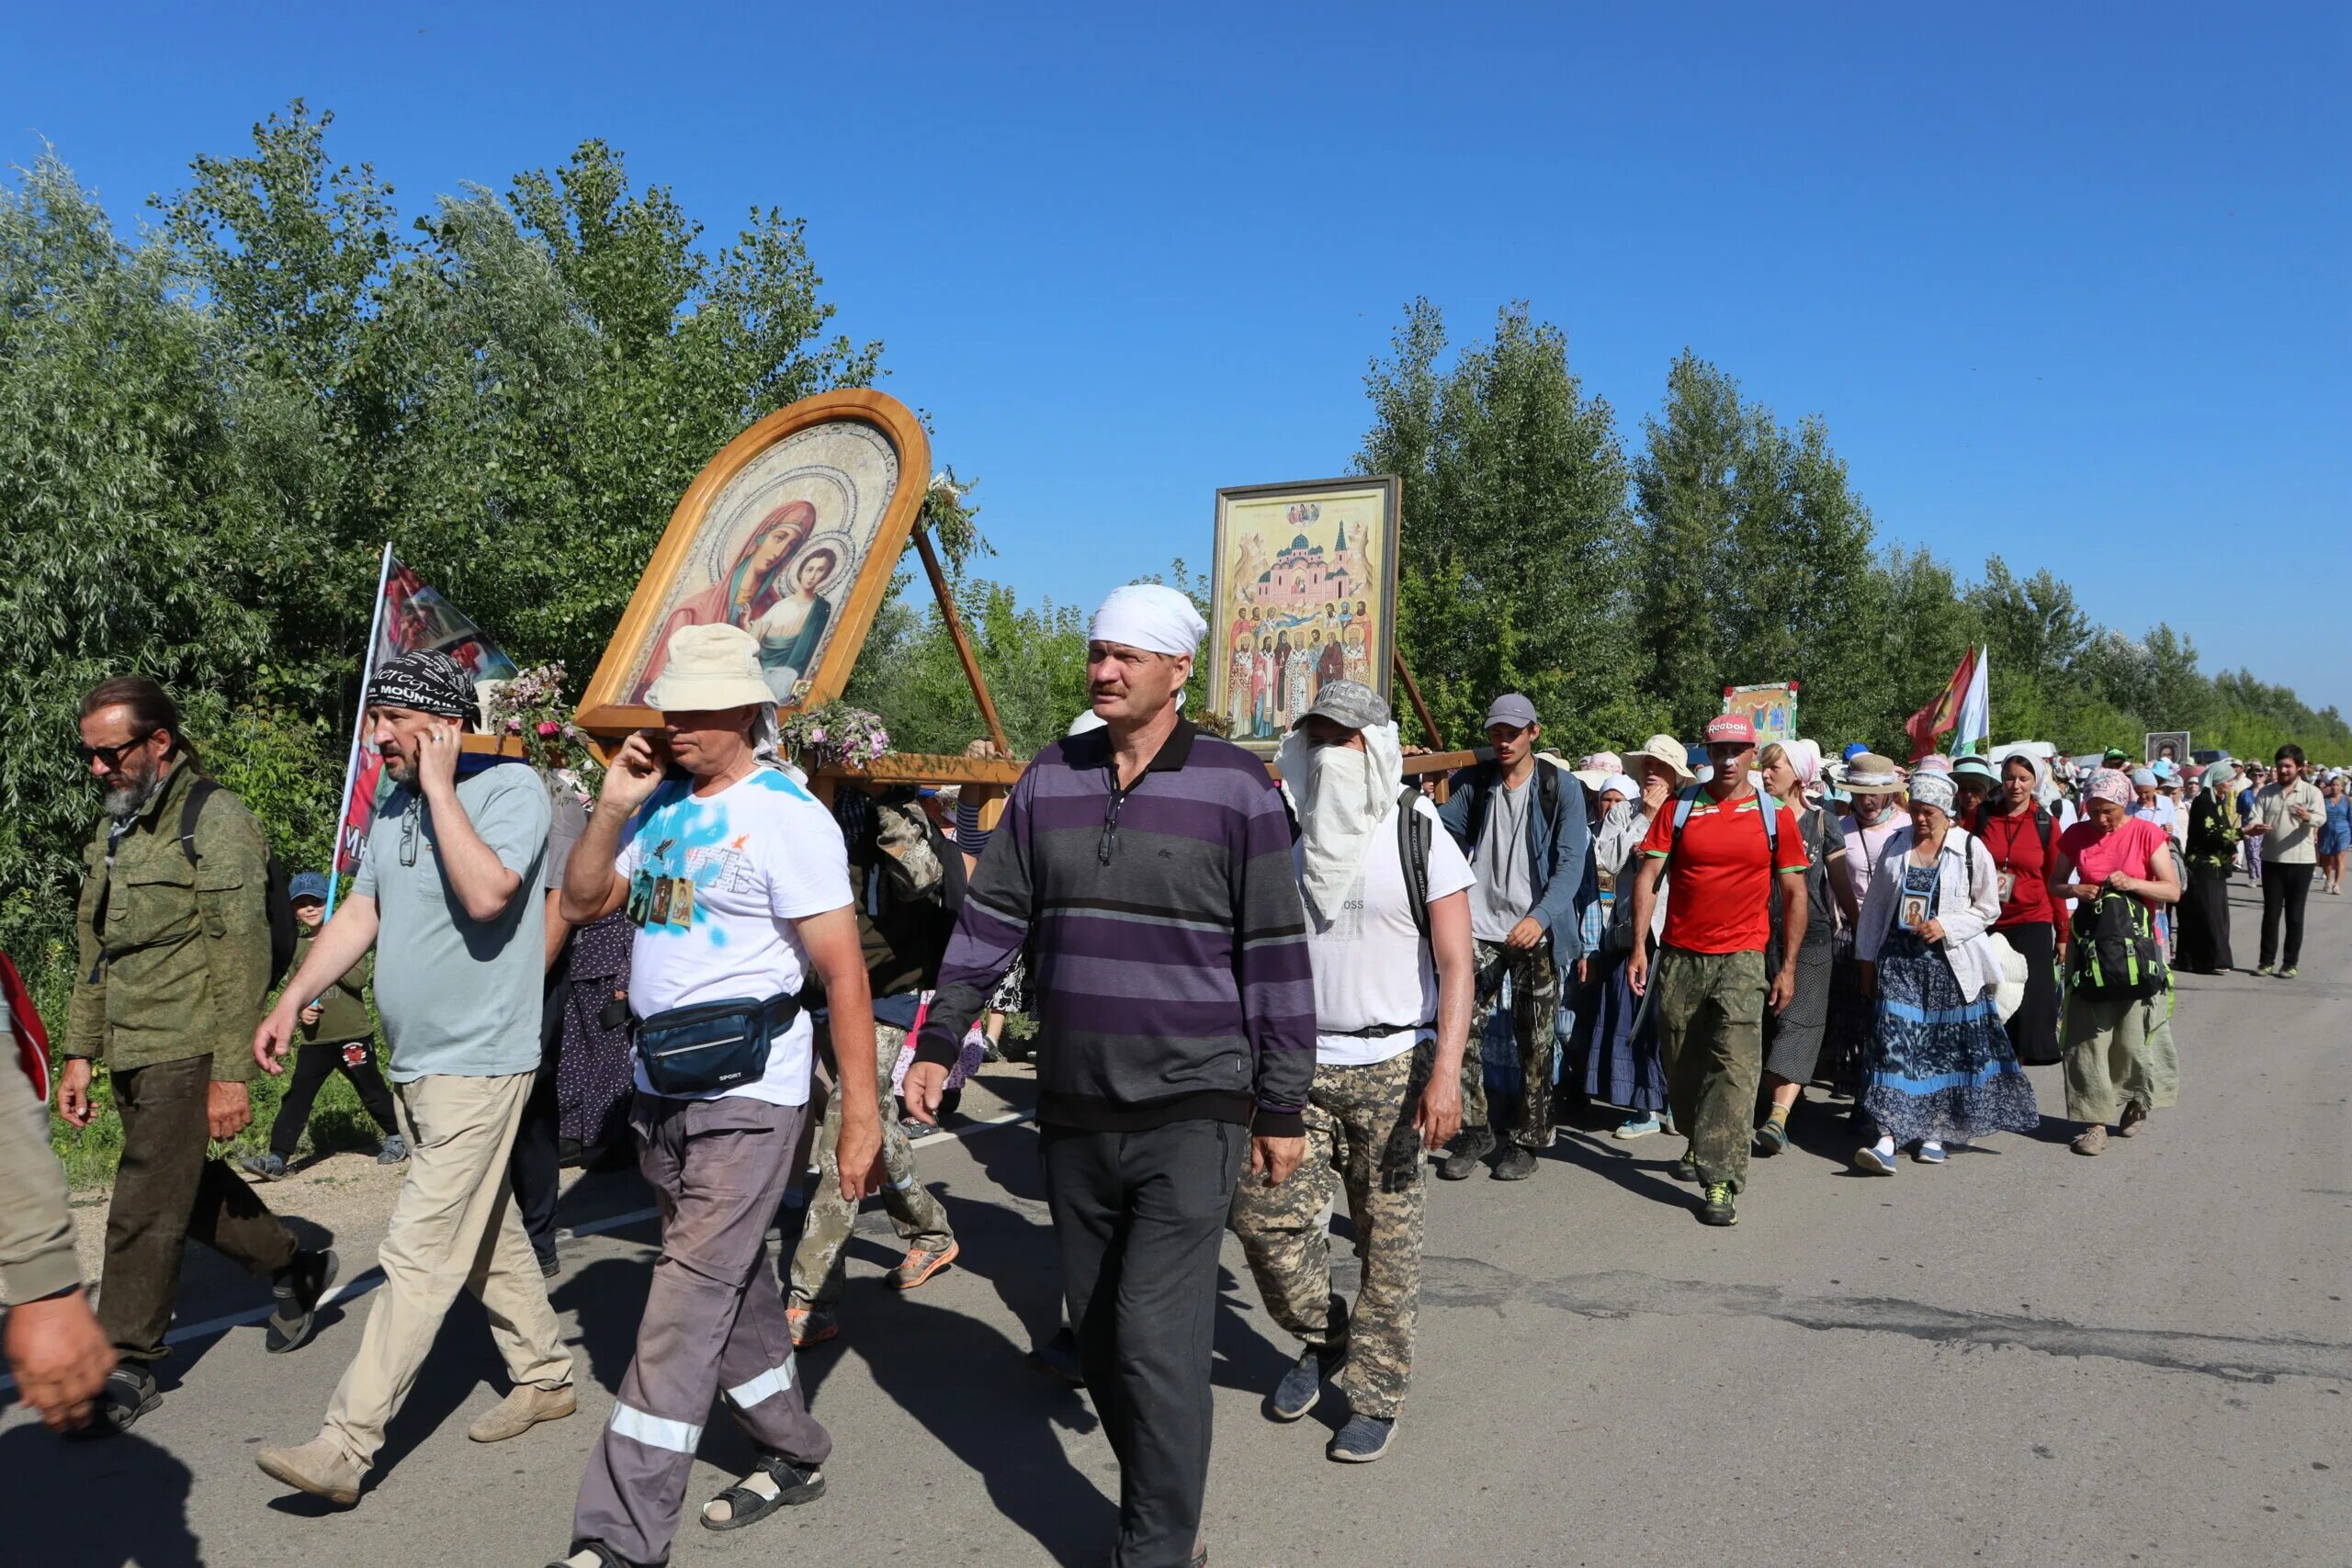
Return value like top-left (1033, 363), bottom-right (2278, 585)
top-left (1308, 795), bottom-right (1476, 1067)
top-left (616, 767), bottom-right (852, 1104)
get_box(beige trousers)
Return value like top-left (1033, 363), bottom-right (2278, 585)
top-left (321, 1071), bottom-right (572, 1469)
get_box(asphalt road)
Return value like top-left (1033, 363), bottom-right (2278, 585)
top-left (6, 874), bottom-right (2347, 1567)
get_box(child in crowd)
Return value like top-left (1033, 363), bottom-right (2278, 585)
top-left (242, 873), bottom-right (406, 1179)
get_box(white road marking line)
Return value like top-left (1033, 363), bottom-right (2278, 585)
top-left (12, 1104), bottom-right (1039, 1376)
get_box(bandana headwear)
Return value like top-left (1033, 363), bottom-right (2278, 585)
top-left (1909, 772), bottom-right (1958, 817)
top-left (368, 650), bottom-right (477, 722)
top-left (1276, 721), bottom-right (1406, 927)
top-left (1090, 584), bottom-right (1206, 658)
top-left (2086, 768), bottom-right (2133, 807)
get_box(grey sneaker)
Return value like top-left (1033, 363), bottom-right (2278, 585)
top-left (1438, 1128), bottom-right (1494, 1181)
top-left (242, 1152), bottom-right (288, 1181)
top-left (1328, 1413), bottom-right (1396, 1462)
top-left (1269, 1343), bottom-right (1343, 1421)
top-left (377, 1134), bottom-right (409, 1165)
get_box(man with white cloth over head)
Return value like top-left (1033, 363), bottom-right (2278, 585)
top-left (1231, 681), bottom-right (1474, 1463)
top-left (906, 583), bottom-right (1316, 1567)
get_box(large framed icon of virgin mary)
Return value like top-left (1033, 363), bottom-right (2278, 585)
top-left (1206, 474), bottom-right (1401, 753)
top-left (577, 389), bottom-right (932, 737)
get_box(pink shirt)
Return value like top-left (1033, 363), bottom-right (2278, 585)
top-left (2057, 816), bottom-right (2170, 908)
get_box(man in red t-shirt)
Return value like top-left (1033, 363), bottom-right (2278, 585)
top-left (1624, 713), bottom-right (1808, 1226)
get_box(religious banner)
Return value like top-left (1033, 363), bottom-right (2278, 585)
top-left (333, 555), bottom-right (518, 873)
top-left (1722, 682), bottom-right (1799, 747)
top-left (2144, 730), bottom-right (2190, 767)
top-left (1205, 475), bottom-right (1401, 751)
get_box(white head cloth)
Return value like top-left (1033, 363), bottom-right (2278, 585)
top-left (1275, 720), bottom-right (1406, 927)
top-left (1090, 584), bottom-right (1206, 657)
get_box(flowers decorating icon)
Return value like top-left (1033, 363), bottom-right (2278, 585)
top-left (779, 703), bottom-right (890, 773)
top-left (480, 662), bottom-right (603, 806)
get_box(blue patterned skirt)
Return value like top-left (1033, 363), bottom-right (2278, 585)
top-left (1862, 930), bottom-right (2041, 1144)
top-left (1581, 954), bottom-right (1668, 1112)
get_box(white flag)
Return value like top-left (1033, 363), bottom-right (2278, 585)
top-left (1954, 646), bottom-right (1991, 757)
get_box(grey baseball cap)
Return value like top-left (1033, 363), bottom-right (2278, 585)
top-left (1294, 680), bottom-right (1391, 732)
top-left (1484, 693), bottom-right (1538, 729)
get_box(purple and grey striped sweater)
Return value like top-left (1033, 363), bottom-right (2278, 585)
top-left (914, 720), bottom-right (1315, 1136)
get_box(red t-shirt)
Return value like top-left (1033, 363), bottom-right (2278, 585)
top-left (1640, 791), bottom-right (1809, 954)
top-left (1972, 805), bottom-right (2058, 929)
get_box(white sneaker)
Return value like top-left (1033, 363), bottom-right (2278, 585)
top-left (1914, 1141), bottom-right (1948, 1165)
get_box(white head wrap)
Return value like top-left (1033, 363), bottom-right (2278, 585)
top-left (1090, 584), bottom-right (1206, 657)
top-left (1275, 721), bottom-right (1406, 927)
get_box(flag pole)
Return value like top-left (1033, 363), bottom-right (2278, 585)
top-left (322, 542), bottom-right (395, 926)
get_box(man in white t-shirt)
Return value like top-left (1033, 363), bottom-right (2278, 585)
top-left (1231, 682), bottom-right (1475, 1464)
top-left (551, 625), bottom-right (883, 1568)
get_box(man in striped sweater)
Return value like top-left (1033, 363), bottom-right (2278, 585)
top-left (907, 584), bottom-right (1314, 1568)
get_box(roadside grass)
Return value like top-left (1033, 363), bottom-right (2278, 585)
top-left (51, 1051), bottom-right (392, 1190)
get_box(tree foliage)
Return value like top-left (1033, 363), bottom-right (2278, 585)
top-left (2, 107), bottom-right (880, 1002)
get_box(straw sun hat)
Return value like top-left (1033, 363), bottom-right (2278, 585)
top-left (1623, 734), bottom-right (1695, 784)
top-left (643, 624), bottom-right (775, 712)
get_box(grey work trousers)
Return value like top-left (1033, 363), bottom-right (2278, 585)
top-left (572, 1093), bottom-right (829, 1567)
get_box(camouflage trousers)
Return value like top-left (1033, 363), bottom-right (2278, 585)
top-left (788, 1021), bottom-right (955, 1310)
top-left (1228, 1043), bottom-right (1430, 1420)
top-left (1462, 939), bottom-right (1561, 1147)
top-left (1652, 946), bottom-right (1768, 1192)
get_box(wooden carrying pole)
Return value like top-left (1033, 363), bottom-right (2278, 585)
top-left (1393, 649), bottom-right (1444, 750)
top-left (913, 524), bottom-right (1012, 758)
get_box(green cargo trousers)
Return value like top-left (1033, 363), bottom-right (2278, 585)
top-left (1651, 946), bottom-right (1769, 1192)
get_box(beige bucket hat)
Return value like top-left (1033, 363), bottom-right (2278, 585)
top-left (643, 623), bottom-right (775, 712)
top-left (1623, 733), bottom-right (1694, 784)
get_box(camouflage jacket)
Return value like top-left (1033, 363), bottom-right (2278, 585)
top-left (67, 761), bottom-right (274, 1080)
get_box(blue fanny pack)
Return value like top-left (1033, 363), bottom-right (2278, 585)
top-left (633, 993), bottom-right (799, 1097)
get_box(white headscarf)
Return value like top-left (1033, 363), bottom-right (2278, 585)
top-left (1090, 584), bottom-right (1206, 657)
top-left (1276, 720), bottom-right (1406, 926)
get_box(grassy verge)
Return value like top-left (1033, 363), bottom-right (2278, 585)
top-left (51, 1052), bottom-right (394, 1190)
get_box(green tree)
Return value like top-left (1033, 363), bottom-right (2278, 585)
top-left (1359, 299), bottom-right (1638, 748)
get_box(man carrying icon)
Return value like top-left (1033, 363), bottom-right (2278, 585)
top-left (551, 623), bottom-right (884, 1568)
top-left (254, 650), bottom-right (573, 1506)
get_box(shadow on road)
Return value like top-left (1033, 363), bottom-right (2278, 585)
top-left (1, 1421), bottom-right (204, 1565)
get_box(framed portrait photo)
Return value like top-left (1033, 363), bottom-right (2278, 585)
top-left (1206, 475), bottom-right (1401, 752)
top-left (2144, 730), bottom-right (2190, 767)
top-left (578, 389), bottom-right (932, 736)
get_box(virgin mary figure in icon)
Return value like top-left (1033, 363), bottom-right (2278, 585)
top-left (635, 500), bottom-right (816, 697)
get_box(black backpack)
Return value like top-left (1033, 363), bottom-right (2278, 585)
top-left (1397, 786), bottom-right (1435, 947)
top-left (2068, 888), bottom-right (2167, 1001)
top-left (178, 778), bottom-right (300, 988)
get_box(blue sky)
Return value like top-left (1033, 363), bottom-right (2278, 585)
top-left (10, 3), bottom-right (2346, 717)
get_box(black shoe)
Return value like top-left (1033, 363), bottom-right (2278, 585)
top-left (1671, 1149), bottom-right (1699, 1183)
top-left (267, 1247), bottom-right (339, 1354)
top-left (536, 1245), bottom-right (561, 1279)
top-left (1698, 1180), bottom-right (1739, 1226)
top-left (72, 1365), bottom-right (160, 1437)
top-left (1030, 1326), bottom-right (1085, 1386)
top-left (1438, 1129), bottom-right (1495, 1181)
top-left (700, 1452), bottom-right (825, 1531)
top-left (1489, 1144), bottom-right (1537, 1180)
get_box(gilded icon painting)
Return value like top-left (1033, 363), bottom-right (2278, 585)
top-left (578, 390), bottom-right (931, 735)
top-left (1206, 477), bottom-right (1400, 750)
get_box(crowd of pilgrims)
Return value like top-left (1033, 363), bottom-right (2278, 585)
top-left (1527, 737), bottom-right (2341, 1172)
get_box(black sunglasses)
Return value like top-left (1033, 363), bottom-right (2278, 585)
top-left (75, 730), bottom-right (156, 769)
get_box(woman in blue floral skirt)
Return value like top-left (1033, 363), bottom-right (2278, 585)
top-left (1849, 770), bottom-right (2041, 1172)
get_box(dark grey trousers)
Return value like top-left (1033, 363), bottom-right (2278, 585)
top-left (572, 1094), bottom-right (828, 1567)
top-left (1041, 1119), bottom-right (1246, 1568)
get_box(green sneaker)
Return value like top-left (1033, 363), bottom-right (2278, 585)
top-left (1698, 1181), bottom-right (1738, 1226)
top-left (2256, 964), bottom-right (2277, 976)
top-left (2278, 966), bottom-right (2299, 979)
top-left (1671, 1149), bottom-right (1699, 1183)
